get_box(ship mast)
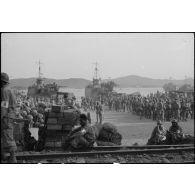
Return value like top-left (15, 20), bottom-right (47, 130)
top-left (38, 60), bottom-right (43, 78)
top-left (36, 60), bottom-right (44, 86)
top-left (92, 62), bottom-right (101, 86)
top-left (94, 62), bottom-right (98, 80)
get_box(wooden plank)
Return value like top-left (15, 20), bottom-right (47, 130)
top-left (58, 118), bottom-right (74, 125)
top-left (47, 124), bottom-right (62, 130)
top-left (51, 105), bottom-right (63, 113)
top-left (48, 112), bottom-right (64, 118)
top-left (47, 118), bottom-right (58, 124)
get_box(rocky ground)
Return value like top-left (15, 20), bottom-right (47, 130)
top-left (17, 151), bottom-right (194, 164)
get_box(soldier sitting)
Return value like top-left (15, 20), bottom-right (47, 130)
top-left (166, 119), bottom-right (184, 144)
top-left (63, 114), bottom-right (95, 150)
top-left (147, 120), bottom-right (167, 145)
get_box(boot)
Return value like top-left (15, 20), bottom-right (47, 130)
top-left (8, 152), bottom-right (17, 164)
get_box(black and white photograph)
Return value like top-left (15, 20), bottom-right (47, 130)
top-left (1, 33), bottom-right (194, 164)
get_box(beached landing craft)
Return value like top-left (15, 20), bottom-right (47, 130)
top-left (27, 61), bottom-right (59, 98)
top-left (85, 62), bottom-right (117, 100)
top-left (85, 62), bottom-right (103, 100)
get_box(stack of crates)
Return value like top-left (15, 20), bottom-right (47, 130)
top-left (13, 121), bottom-right (27, 151)
top-left (45, 105), bottom-right (79, 149)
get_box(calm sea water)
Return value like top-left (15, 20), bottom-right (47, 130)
top-left (60, 87), bottom-right (164, 99)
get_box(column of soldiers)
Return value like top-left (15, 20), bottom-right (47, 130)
top-left (82, 91), bottom-right (194, 122)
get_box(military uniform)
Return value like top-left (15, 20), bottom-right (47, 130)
top-left (65, 125), bottom-right (95, 149)
top-left (166, 120), bottom-right (184, 144)
top-left (147, 121), bottom-right (167, 145)
top-left (95, 103), bottom-right (103, 124)
top-left (1, 85), bottom-right (17, 154)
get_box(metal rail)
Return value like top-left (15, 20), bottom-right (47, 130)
top-left (88, 144), bottom-right (195, 151)
top-left (16, 146), bottom-right (194, 161)
top-left (44, 144), bottom-right (194, 152)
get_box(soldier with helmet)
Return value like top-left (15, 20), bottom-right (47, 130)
top-left (1, 72), bottom-right (17, 163)
top-left (95, 101), bottom-right (103, 124)
top-left (147, 120), bottom-right (167, 145)
top-left (166, 119), bottom-right (184, 144)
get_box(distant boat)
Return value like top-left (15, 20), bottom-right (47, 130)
top-left (85, 63), bottom-right (103, 99)
top-left (27, 62), bottom-right (59, 98)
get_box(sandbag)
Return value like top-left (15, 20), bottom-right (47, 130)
top-left (97, 122), bottom-right (122, 145)
top-left (91, 123), bottom-right (103, 139)
top-left (102, 122), bottom-right (117, 134)
top-left (181, 134), bottom-right (194, 144)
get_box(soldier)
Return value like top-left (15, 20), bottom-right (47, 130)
top-left (157, 99), bottom-right (165, 121)
top-left (95, 101), bottom-right (103, 124)
top-left (172, 99), bottom-right (180, 121)
top-left (166, 119), bottom-right (184, 144)
top-left (185, 101), bottom-right (191, 121)
top-left (190, 100), bottom-right (194, 119)
top-left (180, 100), bottom-right (187, 121)
top-left (147, 120), bottom-right (167, 145)
top-left (165, 100), bottom-right (172, 121)
top-left (64, 114), bottom-right (95, 149)
top-left (1, 72), bottom-right (17, 163)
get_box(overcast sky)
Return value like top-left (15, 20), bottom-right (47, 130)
top-left (1, 33), bottom-right (194, 80)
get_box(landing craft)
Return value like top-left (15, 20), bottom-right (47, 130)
top-left (27, 61), bottom-right (59, 98)
top-left (85, 62), bottom-right (103, 100)
top-left (85, 63), bottom-right (117, 100)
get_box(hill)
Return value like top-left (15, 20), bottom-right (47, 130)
top-left (9, 78), bottom-right (91, 89)
top-left (111, 75), bottom-right (194, 88)
top-left (10, 75), bottom-right (194, 89)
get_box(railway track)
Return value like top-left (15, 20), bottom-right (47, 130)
top-left (16, 144), bottom-right (195, 162)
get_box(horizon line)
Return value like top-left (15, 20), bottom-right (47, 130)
top-left (10, 74), bottom-right (194, 81)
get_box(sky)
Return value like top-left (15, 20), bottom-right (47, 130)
top-left (1, 33), bottom-right (194, 80)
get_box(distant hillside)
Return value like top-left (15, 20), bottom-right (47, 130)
top-left (10, 78), bottom-right (91, 89)
top-left (10, 75), bottom-right (194, 89)
top-left (111, 75), bottom-right (194, 88)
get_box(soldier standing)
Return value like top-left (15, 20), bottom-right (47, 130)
top-left (157, 99), bottom-right (164, 121)
top-left (172, 99), bottom-right (181, 121)
top-left (1, 72), bottom-right (17, 163)
top-left (95, 101), bottom-right (103, 124)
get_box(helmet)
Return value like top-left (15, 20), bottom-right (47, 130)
top-left (38, 113), bottom-right (43, 119)
top-left (27, 115), bottom-right (33, 120)
top-left (1, 72), bottom-right (9, 83)
top-left (32, 110), bottom-right (38, 115)
top-left (22, 111), bottom-right (27, 116)
top-left (157, 120), bottom-right (162, 125)
top-left (171, 119), bottom-right (178, 124)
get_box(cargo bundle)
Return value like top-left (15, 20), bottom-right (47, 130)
top-left (44, 105), bottom-right (80, 149)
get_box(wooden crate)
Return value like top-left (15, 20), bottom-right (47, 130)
top-left (13, 122), bottom-right (24, 143)
top-left (58, 117), bottom-right (74, 125)
top-left (51, 105), bottom-right (63, 113)
top-left (46, 130), bottom-right (58, 136)
top-left (47, 118), bottom-right (58, 124)
top-left (48, 112), bottom-right (64, 118)
top-left (62, 125), bottom-right (73, 131)
top-left (45, 137), bottom-right (63, 148)
top-left (47, 124), bottom-right (62, 130)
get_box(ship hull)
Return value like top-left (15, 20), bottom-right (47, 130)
top-left (27, 86), bottom-right (59, 98)
top-left (85, 86), bottom-right (103, 99)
